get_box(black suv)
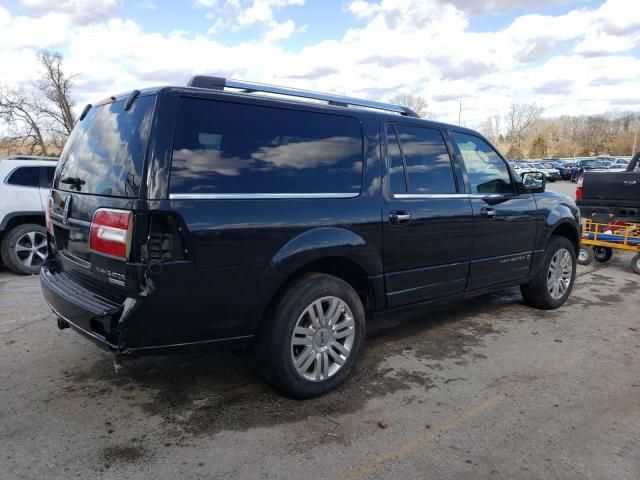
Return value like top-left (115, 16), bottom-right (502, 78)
top-left (40, 76), bottom-right (580, 398)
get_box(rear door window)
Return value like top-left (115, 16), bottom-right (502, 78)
top-left (55, 95), bottom-right (155, 198)
top-left (389, 124), bottom-right (456, 194)
top-left (452, 132), bottom-right (513, 194)
top-left (7, 167), bottom-right (40, 187)
top-left (169, 98), bottom-right (363, 195)
top-left (386, 125), bottom-right (406, 194)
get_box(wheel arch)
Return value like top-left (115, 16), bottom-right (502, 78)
top-left (0, 212), bottom-right (45, 234)
top-left (253, 227), bottom-right (384, 332)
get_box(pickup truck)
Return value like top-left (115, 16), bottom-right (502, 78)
top-left (577, 152), bottom-right (640, 222)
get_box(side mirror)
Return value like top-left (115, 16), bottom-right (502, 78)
top-left (519, 171), bottom-right (546, 193)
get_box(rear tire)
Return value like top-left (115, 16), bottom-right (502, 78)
top-left (0, 224), bottom-right (48, 275)
top-left (521, 235), bottom-right (576, 310)
top-left (593, 246), bottom-right (612, 263)
top-left (256, 273), bottom-right (365, 398)
top-left (577, 246), bottom-right (593, 265)
top-left (631, 254), bottom-right (640, 275)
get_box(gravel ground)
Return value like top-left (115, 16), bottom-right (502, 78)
top-left (1, 244), bottom-right (639, 479)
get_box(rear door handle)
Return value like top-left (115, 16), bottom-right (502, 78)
top-left (389, 211), bottom-right (411, 224)
top-left (481, 207), bottom-right (496, 218)
top-left (623, 180), bottom-right (637, 186)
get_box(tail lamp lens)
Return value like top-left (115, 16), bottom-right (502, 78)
top-left (576, 176), bottom-right (584, 201)
top-left (89, 209), bottom-right (133, 260)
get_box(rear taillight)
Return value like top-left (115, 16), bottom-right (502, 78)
top-left (576, 176), bottom-right (584, 201)
top-left (89, 209), bottom-right (133, 260)
top-left (45, 197), bottom-right (54, 235)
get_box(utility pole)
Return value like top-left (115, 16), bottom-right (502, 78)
top-left (458, 99), bottom-right (462, 126)
top-left (633, 125), bottom-right (638, 155)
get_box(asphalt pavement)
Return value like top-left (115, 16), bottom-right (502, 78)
top-left (2, 180), bottom-right (639, 479)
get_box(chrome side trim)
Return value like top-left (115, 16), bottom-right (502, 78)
top-left (393, 193), bottom-right (504, 200)
top-left (168, 192), bottom-right (360, 200)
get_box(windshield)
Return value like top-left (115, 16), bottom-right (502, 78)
top-left (533, 163), bottom-right (544, 168)
top-left (55, 95), bottom-right (155, 198)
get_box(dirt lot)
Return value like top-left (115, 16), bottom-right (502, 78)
top-left (1, 244), bottom-right (639, 479)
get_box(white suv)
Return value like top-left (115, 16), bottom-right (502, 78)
top-left (0, 156), bottom-right (58, 274)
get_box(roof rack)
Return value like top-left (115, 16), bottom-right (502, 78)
top-left (187, 76), bottom-right (420, 118)
top-left (1, 155), bottom-right (58, 162)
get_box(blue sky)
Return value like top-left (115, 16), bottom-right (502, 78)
top-left (0, 0), bottom-right (638, 127)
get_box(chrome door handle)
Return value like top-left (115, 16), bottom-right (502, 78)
top-left (481, 207), bottom-right (496, 218)
top-left (623, 180), bottom-right (637, 186)
top-left (389, 211), bottom-right (411, 224)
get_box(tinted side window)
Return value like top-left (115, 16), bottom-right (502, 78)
top-left (170, 98), bottom-right (363, 195)
top-left (43, 166), bottom-right (56, 187)
top-left (395, 125), bottom-right (456, 194)
top-left (452, 133), bottom-right (513, 194)
top-left (7, 167), bottom-right (40, 187)
top-left (387, 125), bottom-right (406, 194)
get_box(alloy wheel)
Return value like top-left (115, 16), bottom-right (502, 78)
top-left (290, 296), bottom-right (356, 382)
top-left (547, 248), bottom-right (572, 299)
top-left (14, 231), bottom-right (47, 268)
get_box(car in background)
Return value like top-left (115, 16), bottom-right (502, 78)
top-left (510, 162), bottom-right (537, 178)
top-left (531, 162), bottom-right (560, 182)
top-left (570, 159), bottom-right (608, 182)
top-left (607, 157), bottom-right (631, 172)
top-left (543, 160), bottom-right (572, 180)
top-left (0, 155), bottom-right (58, 274)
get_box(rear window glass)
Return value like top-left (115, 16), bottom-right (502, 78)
top-left (55, 95), bottom-right (154, 197)
top-left (394, 125), bottom-right (456, 194)
top-left (169, 98), bottom-right (363, 195)
top-left (7, 167), bottom-right (40, 187)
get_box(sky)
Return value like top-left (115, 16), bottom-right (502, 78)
top-left (0, 0), bottom-right (639, 128)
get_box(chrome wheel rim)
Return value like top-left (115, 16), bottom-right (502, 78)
top-left (290, 296), bottom-right (355, 382)
top-left (547, 248), bottom-right (572, 300)
top-left (14, 231), bottom-right (47, 268)
top-left (578, 249), bottom-right (589, 262)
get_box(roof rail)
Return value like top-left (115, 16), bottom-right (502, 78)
top-left (187, 75), bottom-right (420, 118)
top-left (1, 155), bottom-right (58, 162)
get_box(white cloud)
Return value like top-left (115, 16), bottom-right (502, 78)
top-left (264, 19), bottom-right (296, 42)
top-left (20, 0), bottom-right (120, 25)
top-left (0, 0), bottom-right (638, 130)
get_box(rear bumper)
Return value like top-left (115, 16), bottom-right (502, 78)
top-left (40, 263), bottom-right (131, 352)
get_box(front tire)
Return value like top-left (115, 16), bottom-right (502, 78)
top-left (256, 273), bottom-right (365, 398)
top-left (0, 224), bottom-right (48, 275)
top-left (521, 235), bottom-right (576, 310)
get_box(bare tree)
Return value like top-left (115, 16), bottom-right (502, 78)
top-left (505, 103), bottom-right (543, 148)
top-left (0, 50), bottom-right (75, 155)
top-left (389, 94), bottom-right (432, 119)
top-left (481, 114), bottom-right (502, 144)
top-left (36, 50), bottom-right (76, 136)
top-left (0, 86), bottom-right (49, 155)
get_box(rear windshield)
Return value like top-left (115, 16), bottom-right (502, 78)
top-left (54, 95), bottom-right (154, 198)
top-left (169, 97), bottom-right (363, 195)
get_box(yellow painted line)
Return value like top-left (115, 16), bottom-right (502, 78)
top-left (342, 392), bottom-right (507, 480)
top-left (342, 356), bottom-right (581, 480)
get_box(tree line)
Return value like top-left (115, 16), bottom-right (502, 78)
top-left (480, 103), bottom-right (639, 160)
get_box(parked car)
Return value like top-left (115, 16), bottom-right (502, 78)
top-left (40, 77), bottom-right (580, 398)
top-left (606, 157), bottom-right (631, 172)
top-left (543, 160), bottom-right (572, 180)
top-left (577, 152), bottom-right (640, 222)
top-left (0, 156), bottom-right (58, 274)
top-left (511, 162), bottom-right (537, 177)
top-left (570, 159), bottom-right (608, 182)
top-left (531, 162), bottom-right (561, 182)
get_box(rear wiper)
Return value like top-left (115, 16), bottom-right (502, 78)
top-left (60, 176), bottom-right (86, 191)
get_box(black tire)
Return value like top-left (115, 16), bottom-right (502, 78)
top-left (0, 224), bottom-right (48, 275)
top-left (631, 254), bottom-right (640, 275)
top-left (521, 235), bottom-right (576, 310)
top-left (593, 246), bottom-right (613, 263)
top-left (577, 246), bottom-right (594, 265)
top-left (256, 273), bottom-right (365, 398)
